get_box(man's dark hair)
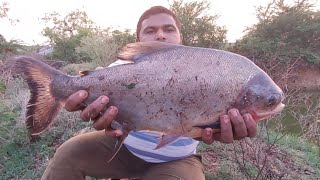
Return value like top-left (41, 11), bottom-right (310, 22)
top-left (136, 6), bottom-right (181, 41)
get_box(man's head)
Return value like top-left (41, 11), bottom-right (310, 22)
top-left (136, 6), bottom-right (182, 44)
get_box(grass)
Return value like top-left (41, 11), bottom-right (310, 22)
top-left (0, 79), bottom-right (6, 94)
top-left (0, 77), bottom-right (92, 179)
top-left (198, 126), bottom-right (320, 179)
top-left (260, 128), bottom-right (320, 170)
top-left (0, 103), bottom-right (91, 179)
top-left (199, 142), bottom-right (252, 179)
top-left (1, 130), bottom-right (51, 179)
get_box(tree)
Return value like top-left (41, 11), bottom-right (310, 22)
top-left (0, 1), bottom-right (8, 19)
top-left (76, 29), bottom-right (119, 67)
top-left (170, 0), bottom-right (227, 48)
top-left (0, 1), bottom-right (18, 25)
top-left (41, 10), bottom-right (96, 62)
top-left (232, 0), bottom-right (320, 63)
top-left (75, 28), bottom-right (136, 67)
top-left (0, 1), bottom-right (22, 58)
top-left (42, 9), bottom-right (137, 63)
top-left (111, 29), bottom-right (135, 49)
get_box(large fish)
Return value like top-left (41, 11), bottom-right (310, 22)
top-left (14, 41), bottom-right (284, 161)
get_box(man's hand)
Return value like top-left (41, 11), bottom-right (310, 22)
top-left (65, 90), bottom-right (123, 137)
top-left (201, 108), bottom-right (257, 144)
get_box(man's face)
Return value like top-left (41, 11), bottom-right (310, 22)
top-left (139, 13), bottom-right (182, 45)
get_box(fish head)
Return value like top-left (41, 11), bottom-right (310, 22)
top-left (234, 72), bottom-right (285, 121)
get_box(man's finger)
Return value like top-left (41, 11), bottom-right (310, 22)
top-left (65, 90), bottom-right (88, 112)
top-left (220, 115), bottom-right (233, 143)
top-left (228, 109), bottom-right (248, 140)
top-left (243, 113), bottom-right (257, 138)
top-left (93, 106), bottom-right (118, 130)
top-left (80, 96), bottom-right (109, 121)
top-left (202, 128), bottom-right (214, 144)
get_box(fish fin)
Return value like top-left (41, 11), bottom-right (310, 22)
top-left (78, 70), bottom-right (93, 77)
top-left (183, 128), bottom-right (204, 139)
top-left (117, 41), bottom-right (181, 61)
top-left (13, 56), bottom-right (68, 137)
top-left (154, 133), bottom-right (182, 150)
top-left (107, 121), bottom-right (128, 163)
top-left (107, 134), bottom-right (126, 163)
top-left (193, 121), bottom-right (221, 129)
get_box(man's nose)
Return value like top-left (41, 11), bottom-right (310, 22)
top-left (155, 31), bottom-right (166, 41)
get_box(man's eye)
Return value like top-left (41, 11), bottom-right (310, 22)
top-left (145, 30), bottom-right (155, 34)
top-left (165, 28), bottom-right (175, 33)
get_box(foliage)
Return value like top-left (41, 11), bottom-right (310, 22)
top-left (0, 1), bottom-right (8, 19)
top-left (0, 38), bottom-right (25, 61)
top-left (199, 125), bottom-right (320, 179)
top-left (0, 38), bottom-right (24, 55)
top-left (75, 29), bottom-right (135, 67)
top-left (0, 77), bottom-right (91, 179)
top-left (232, 0), bottom-right (320, 63)
top-left (0, 1), bottom-right (18, 25)
top-left (0, 79), bottom-right (6, 94)
top-left (170, 0), bottom-right (227, 48)
top-left (0, 1), bottom-right (22, 58)
top-left (41, 10), bottom-right (96, 63)
top-left (42, 10), bottom-right (136, 64)
top-left (111, 29), bottom-right (136, 49)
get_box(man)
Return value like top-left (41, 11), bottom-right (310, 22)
top-left (41, 6), bottom-right (257, 180)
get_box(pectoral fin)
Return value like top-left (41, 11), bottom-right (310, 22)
top-left (118, 41), bottom-right (181, 61)
top-left (193, 121), bottom-right (221, 129)
top-left (107, 133), bottom-right (127, 163)
top-left (155, 133), bottom-right (182, 150)
top-left (106, 121), bottom-right (128, 163)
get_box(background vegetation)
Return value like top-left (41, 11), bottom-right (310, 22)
top-left (0, 0), bottom-right (319, 179)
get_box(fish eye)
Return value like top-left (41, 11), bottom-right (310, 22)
top-left (244, 95), bottom-right (248, 101)
top-left (241, 94), bottom-right (252, 105)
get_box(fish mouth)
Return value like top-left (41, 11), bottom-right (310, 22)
top-left (252, 103), bottom-right (285, 121)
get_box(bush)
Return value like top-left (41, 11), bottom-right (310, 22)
top-left (232, 0), bottom-right (320, 63)
top-left (75, 31), bottom-right (120, 67)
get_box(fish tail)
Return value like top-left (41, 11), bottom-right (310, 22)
top-left (14, 56), bottom-right (69, 137)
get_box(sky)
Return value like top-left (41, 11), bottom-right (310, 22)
top-left (0, 0), bottom-right (319, 45)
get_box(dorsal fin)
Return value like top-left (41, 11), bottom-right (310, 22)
top-left (79, 70), bottom-right (92, 77)
top-left (117, 41), bottom-right (180, 61)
